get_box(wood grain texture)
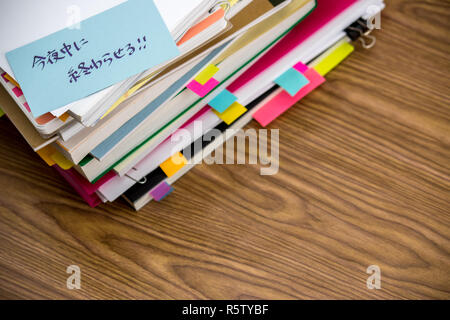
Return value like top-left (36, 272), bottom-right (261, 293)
top-left (0, 0), bottom-right (449, 299)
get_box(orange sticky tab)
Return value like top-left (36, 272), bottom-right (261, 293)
top-left (4, 73), bottom-right (20, 88)
top-left (177, 8), bottom-right (225, 46)
top-left (213, 101), bottom-right (247, 125)
top-left (59, 112), bottom-right (70, 122)
top-left (160, 152), bottom-right (187, 177)
top-left (36, 145), bottom-right (58, 166)
top-left (36, 112), bottom-right (56, 125)
top-left (50, 152), bottom-right (73, 170)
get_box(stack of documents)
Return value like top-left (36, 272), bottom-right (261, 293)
top-left (0, 0), bottom-right (384, 210)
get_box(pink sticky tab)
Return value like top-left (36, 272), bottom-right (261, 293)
top-left (1, 73), bottom-right (8, 83)
top-left (187, 78), bottom-right (219, 97)
top-left (253, 68), bottom-right (325, 127)
top-left (293, 62), bottom-right (308, 73)
top-left (12, 87), bottom-right (23, 97)
top-left (23, 102), bottom-right (31, 112)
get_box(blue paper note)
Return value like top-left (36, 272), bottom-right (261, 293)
top-left (274, 68), bottom-right (310, 96)
top-left (208, 89), bottom-right (237, 113)
top-left (90, 41), bottom-right (232, 160)
top-left (6, 0), bottom-right (180, 116)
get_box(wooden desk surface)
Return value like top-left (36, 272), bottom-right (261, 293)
top-left (0, 0), bottom-right (448, 299)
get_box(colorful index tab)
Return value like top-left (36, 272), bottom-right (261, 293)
top-left (187, 78), bottom-right (219, 97)
top-left (150, 181), bottom-right (173, 202)
top-left (213, 101), bottom-right (247, 125)
top-left (36, 145), bottom-right (58, 166)
top-left (177, 9), bottom-right (225, 46)
top-left (312, 40), bottom-right (355, 76)
top-left (3, 73), bottom-right (20, 88)
top-left (59, 112), bottom-right (70, 122)
top-left (194, 64), bottom-right (219, 85)
top-left (50, 151), bottom-right (74, 170)
top-left (160, 152), bottom-right (187, 178)
top-left (293, 61), bottom-right (308, 73)
top-left (274, 68), bottom-right (310, 96)
top-left (0, 73), bottom-right (8, 83)
top-left (208, 89), bottom-right (237, 113)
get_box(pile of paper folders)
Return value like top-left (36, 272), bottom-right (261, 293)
top-left (0, 0), bottom-right (384, 210)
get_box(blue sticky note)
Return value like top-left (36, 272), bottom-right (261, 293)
top-left (208, 89), bottom-right (237, 113)
top-left (6, 0), bottom-right (180, 117)
top-left (274, 68), bottom-right (310, 96)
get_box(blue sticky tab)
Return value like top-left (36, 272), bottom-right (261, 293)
top-left (274, 68), bottom-right (310, 96)
top-left (208, 89), bottom-right (237, 113)
top-left (6, 0), bottom-right (180, 117)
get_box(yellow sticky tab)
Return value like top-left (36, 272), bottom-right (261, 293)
top-left (4, 73), bottom-right (20, 88)
top-left (213, 101), bottom-right (247, 125)
top-left (194, 64), bottom-right (219, 85)
top-left (50, 152), bottom-right (74, 170)
top-left (160, 152), bottom-right (187, 177)
top-left (37, 145), bottom-right (58, 166)
top-left (312, 41), bottom-right (354, 77)
top-left (59, 112), bottom-right (70, 122)
top-left (0, 108), bottom-right (4, 118)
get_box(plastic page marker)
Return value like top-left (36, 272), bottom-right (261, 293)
top-left (253, 68), bottom-right (325, 127)
top-left (312, 41), bottom-right (354, 76)
top-left (59, 112), bottom-right (70, 122)
top-left (194, 64), bottom-right (219, 85)
top-left (160, 152), bottom-right (187, 178)
top-left (12, 87), bottom-right (23, 98)
top-left (213, 101), bottom-right (247, 125)
top-left (23, 102), bottom-right (31, 112)
top-left (4, 73), bottom-right (20, 88)
top-left (50, 151), bottom-right (74, 170)
top-left (150, 181), bottom-right (173, 202)
top-left (36, 144), bottom-right (58, 166)
top-left (36, 112), bottom-right (56, 125)
top-left (177, 9), bottom-right (225, 46)
top-left (208, 89), bottom-right (237, 113)
top-left (274, 68), bottom-right (310, 96)
top-left (293, 62), bottom-right (308, 73)
top-left (187, 78), bottom-right (219, 97)
top-left (1, 73), bottom-right (8, 83)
